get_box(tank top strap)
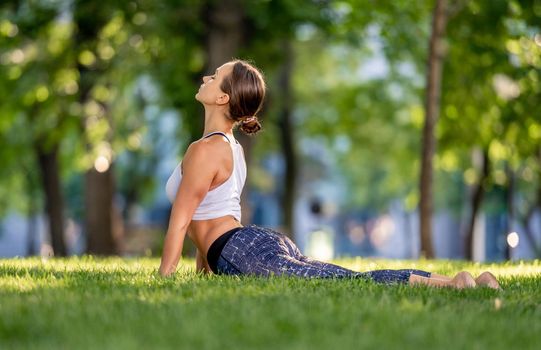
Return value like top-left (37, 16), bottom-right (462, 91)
top-left (203, 131), bottom-right (230, 143)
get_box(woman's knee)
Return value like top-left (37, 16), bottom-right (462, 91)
top-left (278, 234), bottom-right (304, 259)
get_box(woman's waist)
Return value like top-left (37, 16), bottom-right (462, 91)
top-left (188, 216), bottom-right (242, 257)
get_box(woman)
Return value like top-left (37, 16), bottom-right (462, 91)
top-left (159, 59), bottom-right (500, 290)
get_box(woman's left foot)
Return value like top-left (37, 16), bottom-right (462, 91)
top-left (451, 271), bottom-right (477, 289)
top-left (475, 271), bottom-right (501, 290)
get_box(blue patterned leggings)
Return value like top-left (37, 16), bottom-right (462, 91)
top-left (216, 225), bottom-right (431, 284)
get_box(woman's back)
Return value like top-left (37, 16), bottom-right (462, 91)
top-left (165, 132), bottom-right (246, 222)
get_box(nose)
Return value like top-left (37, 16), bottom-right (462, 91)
top-left (202, 75), bottom-right (209, 83)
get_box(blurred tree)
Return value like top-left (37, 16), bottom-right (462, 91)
top-left (292, 1), bottom-right (431, 210)
top-left (0, 0), bottom-right (162, 256)
top-left (503, 0), bottom-right (541, 257)
top-left (72, 0), bottom-right (167, 254)
top-left (2, 0), bottom-right (540, 260)
top-left (0, 0), bottom-right (70, 255)
top-left (419, 0), bottom-right (448, 259)
top-left (291, 0), bottom-right (541, 260)
top-left (440, 0), bottom-right (541, 259)
top-left (276, 39), bottom-right (297, 236)
top-left (73, 0), bottom-right (122, 255)
top-left (244, 0), bottom-right (341, 236)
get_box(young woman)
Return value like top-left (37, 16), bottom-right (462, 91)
top-left (159, 59), bottom-right (500, 290)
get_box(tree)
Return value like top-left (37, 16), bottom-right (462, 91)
top-left (439, 0), bottom-right (541, 259)
top-left (0, 1), bottom-right (71, 256)
top-left (276, 40), bottom-right (297, 236)
top-left (419, 0), bottom-right (448, 259)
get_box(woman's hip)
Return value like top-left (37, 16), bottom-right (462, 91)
top-left (218, 225), bottom-right (292, 269)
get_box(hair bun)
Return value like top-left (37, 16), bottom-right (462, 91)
top-left (239, 115), bottom-right (262, 135)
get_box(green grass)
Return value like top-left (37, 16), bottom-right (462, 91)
top-left (1, 257), bottom-right (540, 350)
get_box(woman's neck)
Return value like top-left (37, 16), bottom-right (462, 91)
top-left (203, 107), bottom-right (234, 137)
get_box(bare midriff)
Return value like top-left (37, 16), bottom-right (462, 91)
top-left (187, 215), bottom-right (243, 258)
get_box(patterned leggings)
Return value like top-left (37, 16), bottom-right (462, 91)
top-left (216, 225), bottom-right (431, 284)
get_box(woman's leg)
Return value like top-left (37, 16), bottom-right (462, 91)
top-left (429, 273), bottom-right (452, 281)
top-left (276, 229), bottom-right (434, 284)
top-left (409, 271), bottom-right (500, 289)
top-left (218, 226), bottom-right (361, 278)
top-left (276, 229), bottom-right (364, 276)
top-left (273, 229), bottom-right (434, 284)
top-left (409, 271), bottom-right (477, 289)
top-left (218, 226), bottom-right (495, 288)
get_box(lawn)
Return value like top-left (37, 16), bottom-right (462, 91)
top-left (0, 257), bottom-right (540, 350)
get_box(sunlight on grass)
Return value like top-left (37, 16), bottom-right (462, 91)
top-left (1, 257), bottom-right (540, 350)
top-left (0, 275), bottom-right (65, 293)
top-left (334, 257), bottom-right (541, 278)
top-left (2, 256), bottom-right (540, 281)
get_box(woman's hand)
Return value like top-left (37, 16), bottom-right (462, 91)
top-left (196, 249), bottom-right (212, 274)
top-left (158, 266), bottom-right (174, 278)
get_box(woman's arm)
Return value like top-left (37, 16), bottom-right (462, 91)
top-left (158, 141), bottom-right (219, 277)
top-left (196, 249), bottom-right (212, 274)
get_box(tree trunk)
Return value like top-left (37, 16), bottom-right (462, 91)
top-left (35, 143), bottom-right (67, 256)
top-left (85, 163), bottom-right (118, 254)
top-left (26, 188), bottom-right (39, 256)
top-left (464, 148), bottom-right (490, 260)
top-left (521, 147), bottom-right (541, 258)
top-left (419, 0), bottom-right (448, 259)
top-left (277, 40), bottom-right (297, 238)
top-left (204, 0), bottom-right (253, 224)
top-left (404, 210), bottom-right (414, 258)
top-left (504, 164), bottom-right (514, 260)
top-left (78, 89), bottom-right (120, 255)
top-left (204, 0), bottom-right (244, 75)
top-left (522, 207), bottom-right (541, 258)
top-left (73, 1), bottom-right (121, 255)
top-left (26, 212), bottom-right (38, 256)
top-left (23, 160), bottom-right (41, 256)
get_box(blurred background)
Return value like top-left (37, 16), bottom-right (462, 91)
top-left (0, 0), bottom-right (540, 262)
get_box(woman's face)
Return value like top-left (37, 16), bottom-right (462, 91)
top-left (195, 62), bottom-right (234, 106)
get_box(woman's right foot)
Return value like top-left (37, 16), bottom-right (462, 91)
top-left (450, 271), bottom-right (477, 289)
top-left (475, 271), bottom-right (501, 290)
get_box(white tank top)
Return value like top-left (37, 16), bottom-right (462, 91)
top-left (165, 132), bottom-right (246, 222)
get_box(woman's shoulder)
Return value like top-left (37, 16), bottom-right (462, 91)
top-left (189, 134), bottom-right (228, 150)
top-left (184, 136), bottom-right (230, 164)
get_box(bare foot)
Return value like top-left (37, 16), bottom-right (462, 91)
top-left (475, 271), bottom-right (501, 290)
top-left (450, 271), bottom-right (476, 289)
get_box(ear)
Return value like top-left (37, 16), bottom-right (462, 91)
top-left (216, 93), bottom-right (229, 105)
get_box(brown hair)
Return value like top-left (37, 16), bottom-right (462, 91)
top-left (220, 59), bottom-right (266, 135)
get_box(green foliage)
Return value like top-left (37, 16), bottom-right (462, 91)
top-left (289, 0), bottom-right (541, 217)
top-left (439, 0), bottom-right (541, 216)
top-left (1, 0), bottom-right (540, 235)
top-left (0, 0), bottom-right (181, 219)
top-left (292, 7), bottom-right (431, 210)
top-left (0, 257), bottom-right (540, 349)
